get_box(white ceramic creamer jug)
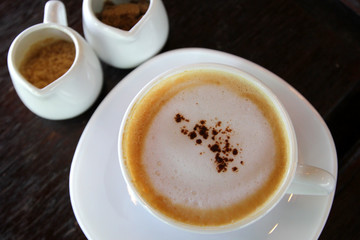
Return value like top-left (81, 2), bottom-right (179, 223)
top-left (82, 0), bottom-right (169, 69)
top-left (7, 0), bottom-right (103, 120)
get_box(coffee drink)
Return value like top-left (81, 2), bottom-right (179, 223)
top-left (121, 68), bottom-right (290, 227)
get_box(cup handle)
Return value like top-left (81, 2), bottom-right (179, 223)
top-left (286, 164), bottom-right (336, 195)
top-left (43, 0), bottom-right (68, 26)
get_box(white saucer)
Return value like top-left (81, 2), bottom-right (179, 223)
top-left (69, 48), bottom-right (337, 240)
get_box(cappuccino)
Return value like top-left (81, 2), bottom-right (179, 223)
top-left (121, 68), bottom-right (290, 227)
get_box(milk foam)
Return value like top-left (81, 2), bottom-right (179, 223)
top-left (143, 84), bottom-right (276, 209)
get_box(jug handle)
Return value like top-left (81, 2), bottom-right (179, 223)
top-left (43, 0), bottom-right (68, 26)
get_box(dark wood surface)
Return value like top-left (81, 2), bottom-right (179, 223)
top-left (1, 0), bottom-right (359, 239)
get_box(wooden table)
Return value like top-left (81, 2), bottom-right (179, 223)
top-left (1, 0), bottom-right (359, 239)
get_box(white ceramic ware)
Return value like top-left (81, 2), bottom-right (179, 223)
top-left (82, 0), bottom-right (169, 69)
top-left (117, 63), bottom-right (335, 233)
top-left (7, 0), bottom-right (103, 120)
top-left (69, 48), bottom-right (337, 240)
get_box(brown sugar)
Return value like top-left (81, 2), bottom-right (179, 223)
top-left (97, 0), bottom-right (149, 31)
top-left (20, 38), bottom-right (75, 89)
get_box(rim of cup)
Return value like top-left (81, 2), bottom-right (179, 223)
top-left (118, 63), bottom-right (298, 233)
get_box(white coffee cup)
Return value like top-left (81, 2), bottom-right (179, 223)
top-left (82, 0), bottom-right (169, 69)
top-left (118, 63), bottom-right (335, 233)
top-left (7, 0), bottom-right (103, 120)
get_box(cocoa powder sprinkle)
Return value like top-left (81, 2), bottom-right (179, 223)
top-left (174, 113), bottom-right (244, 173)
top-left (189, 131), bottom-right (197, 139)
top-left (175, 113), bottom-right (189, 123)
